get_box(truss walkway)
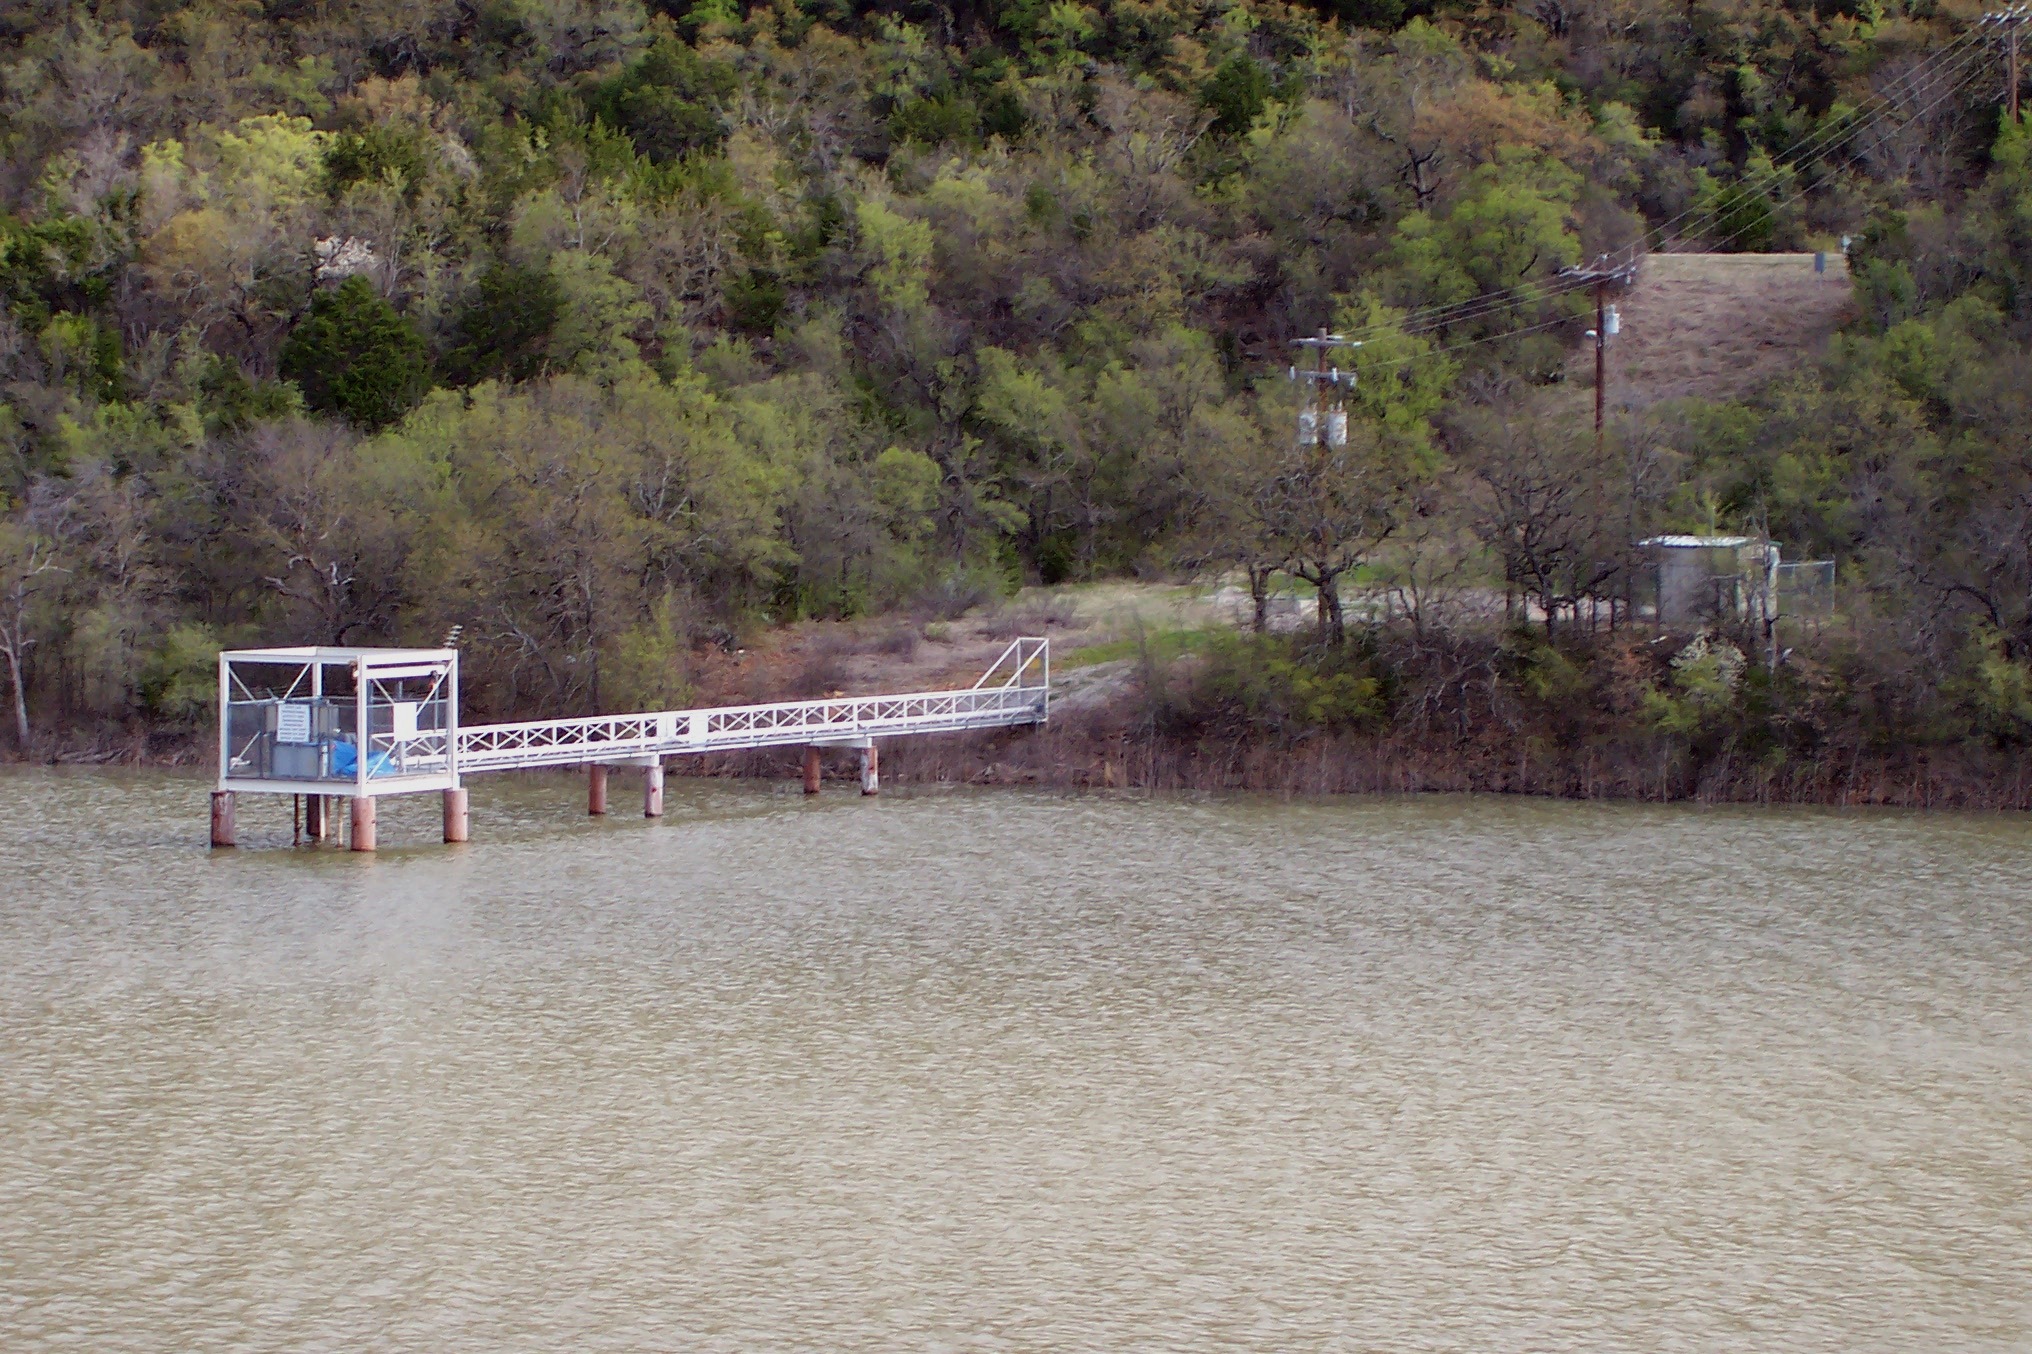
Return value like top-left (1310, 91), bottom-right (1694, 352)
top-left (457, 636), bottom-right (1049, 772)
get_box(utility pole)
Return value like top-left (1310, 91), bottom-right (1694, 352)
top-left (1287, 330), bottom-right (1359, 641)
top-left (1985, 6), bottom-right (2031, 119)
top-left (1289, 329), bottom-right (1358, 459)
top-left (1559, 257), bottom-right (1633, 457)
top-left (1594, 278), bottom-right (1607, 448)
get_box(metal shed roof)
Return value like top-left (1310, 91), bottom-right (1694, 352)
top-left (1638, 535), bottom-right (1756, 549)
top-left (220, 647), bottom-right (457, 663)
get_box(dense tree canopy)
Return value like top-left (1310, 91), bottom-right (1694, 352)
top-left (2, 0), bottom-right (2030, 754)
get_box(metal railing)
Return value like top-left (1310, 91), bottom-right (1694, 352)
top-left (364, 728), bottom-right (452, 778)
top-left (440, 636), bottom-right (1049, 775)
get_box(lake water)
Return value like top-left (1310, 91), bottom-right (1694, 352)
top-left (2, 768), bottom-right (2029, 1351)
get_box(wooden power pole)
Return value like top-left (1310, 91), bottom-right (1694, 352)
top-left (2012, 24), bottom-right (2021, 119)
top-left (1594, 278), bottom-right (1607, 448)
top-left (1986, 7), bottom-right (2030, 119)
top-left (1559, 257), bottom-right (1633, 456)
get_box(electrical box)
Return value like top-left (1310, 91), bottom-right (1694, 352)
top-left (271, 743), bottom-right (324, 780)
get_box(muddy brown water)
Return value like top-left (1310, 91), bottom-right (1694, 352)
top-left (2, 768), bottom-right (2029, 1351)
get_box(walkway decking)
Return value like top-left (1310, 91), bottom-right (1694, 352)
top-left (456, 637), bottom-right (1049, 772)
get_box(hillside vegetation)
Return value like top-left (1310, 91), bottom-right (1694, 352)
top-left (2, 0), bottom-right (2031, 791)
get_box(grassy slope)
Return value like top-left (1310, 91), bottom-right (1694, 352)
top-left (1594, 252), bottom-right (1854, 410)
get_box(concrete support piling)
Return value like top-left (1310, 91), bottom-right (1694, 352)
top-left (210, 791), bottom-right (236, 848)
top-left (443, 787), bottom-right (469, 843)
top-left (860, 743), bottom-right (879, 796)
top-left (304, 793), bottom-right (326, 842)
top-left (349, 795), bottom-right (377, 852)
top-left (588, 764), bottom-right (609, 816)
top-left (644, 763), bottom-right (664, 818)
top-left (803, 746), bottom-right (822, 795)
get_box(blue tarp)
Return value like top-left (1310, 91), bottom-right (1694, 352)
top-left (327, 741), bottom-right (396, 779)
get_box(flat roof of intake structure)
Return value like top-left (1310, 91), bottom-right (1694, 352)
top-left (221, 647), bottom-right (458, 664)
top-left (1638, 535), bottom-right (1756, 549)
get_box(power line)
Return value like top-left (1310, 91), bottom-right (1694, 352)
top-left (1328, 272), bottom-right (1597, 349)
top-left (1635, 34), bottom-right (1989, 249)
top-left (1629, 27), bottom-right (1996, 257)
top-left (1398, 274), bottom-right (1597, 335)
top-left (1323, 58), bottom-right (1954, 351)
top-left (1348, 49), bottom-right (1988, 376)
top-left (1355, 313), bottom-right (1578, 373)
top-left (1322, 17), bottom-right (1998, 351)
top-left (1299, 12), bottom-right (2008, 378)
top-left (1700, 36), bottom-right (1996, 253)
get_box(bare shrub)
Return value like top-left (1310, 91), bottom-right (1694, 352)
top-left (910, 567), bottom-right (1000, 622)
top-left (793, 627), bottom-right (856, 695)
top-left (872, 625), bottom-right (919, 658)
top-left (984, 594), bottom-right (1082, 639)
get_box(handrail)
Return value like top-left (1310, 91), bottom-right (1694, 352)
top-left (429, 636), bottom-right (1050, 774)
top-left (971, 635), bottom-right (1049, 690)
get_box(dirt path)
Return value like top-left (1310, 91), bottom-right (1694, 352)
top-left (687, 580), bottom-right (1228, 706)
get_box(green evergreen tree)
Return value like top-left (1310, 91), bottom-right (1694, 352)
top-left (322, 126), bottom-right (429, 200)
top-left (1202, 57), bottom-right (1272, 138)
top-left (441, 264), bottom-right (563, 386)
top-left (280, 276), bottom-right (431, 431)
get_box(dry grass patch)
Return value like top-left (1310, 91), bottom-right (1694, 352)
top-left (1546, 252), bottom-right (1853, 415)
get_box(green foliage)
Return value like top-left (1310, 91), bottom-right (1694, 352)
top-left (601, 594), bottom-right (695, 714)
top-left (1642, 633), bottom-right (1747, 737)
top-left (280, 277), bottom-right (432, 431)
top-left (891, 95), bottom-right (982, 148)
top-left (1959, 629), bottom-right (2032, 743)
top-left (323, 125), bottom-right (428, 199)
top-left (39, 313), bottom-right (123, 402)
top-left (1318, 0), bottom-right (1406, 30)
top-left (2, 0), bottom-right (2030, 766)
top-left (1202, 57), bottom-right (1273, 139)
top-left (583, 37), bottom-right (738, 162)
top-left (1513, 633), bottom-right (1590, 704)
top-left (1331, 297), bottom-right (1455, 446)
top-left (722, 269), bottom-right (786, 334)
top-left (137, 623), bottom-right (220, 724)
top-left (1176, 632), bottom-right (1388, 736)
top-left (442, 264), bottom-right (564, 386)
top-left (0, 211), bottom-right (123, 324)
top-left (679, 0), bottom-right (741, 38)
top-left (979, 86), bottom-right (1030, 142)
top-left (197, 356), bottom-right (301, 434)
top-left (1383, 155), bottom-right (1581, 327)
top-left (546, 252), bottom-right (653, 380)
top-left (856, 199), bottom-right (933, 312)
top-left (1693, 175), bottom-right (1776, 252)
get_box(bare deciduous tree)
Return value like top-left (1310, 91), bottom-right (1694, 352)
top-left (1459, 408), bottom-right (1632, 638)
top-left (0, 498), bottom-right (72, 749)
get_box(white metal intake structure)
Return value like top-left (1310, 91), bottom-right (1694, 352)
top-left (210, 637), bottom-right (1049, 850)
